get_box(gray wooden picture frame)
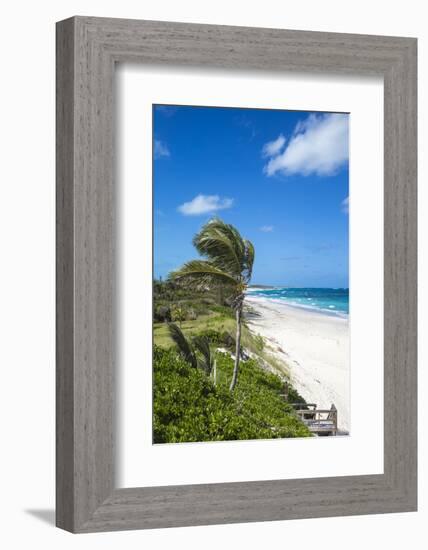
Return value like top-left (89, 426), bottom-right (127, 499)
top-left (56, 16), bottom-right (417, 533)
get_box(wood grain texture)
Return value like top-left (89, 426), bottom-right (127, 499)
top-left (56, 16), bottom-right (417, 533)
top-left (56, 18), bottom-right (75, 532)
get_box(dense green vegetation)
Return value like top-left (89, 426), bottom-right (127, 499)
top-left (154, 276), bottom-right (239, 347)
top-left (153, 279), bottom-right (224, 323)
top-left (153, 275), bottom-right (312, 443)
top-left (153, 345), bottom-right (311, 443)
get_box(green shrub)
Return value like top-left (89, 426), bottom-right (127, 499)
top-left (186, 307), bottom-right (197, 321)
top-left (221, 331), bottom-right (236, 349)
top-left (154, 305), bottom-right (171, 323)
top-left (196, 329), bottom-right (223, 345)
top-left (209, 304), bottom-right (234, 318)
top-left (192, 329), bottom-right (236, 351)
top-left (171, 305), bottom-right (186, 326)
top-left (153, 346), bottom-right (311, 443)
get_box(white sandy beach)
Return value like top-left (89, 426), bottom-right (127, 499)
top-left (245, 296), bottom-right (350, 433)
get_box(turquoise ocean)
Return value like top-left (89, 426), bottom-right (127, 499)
top-left (247, 287), bottom-right (349, 316)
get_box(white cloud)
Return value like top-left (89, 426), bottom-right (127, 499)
top-left (263, 113), bottom-right (348, 177)
top-left (262, 134), bottom-right (286, 158)
top-left (154, 139), bottom-right (170, 159)
top-left (260, 225), bottom-right (274, 232)
top-left (341, 196), bottom-right (349, 214)
top-left (178, 194), bottom-right (234, 216)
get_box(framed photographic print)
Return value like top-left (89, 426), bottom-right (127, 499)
top-left (56, 17), bottom-right (417, 532)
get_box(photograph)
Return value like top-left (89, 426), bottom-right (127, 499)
top-left (152, 104), bottom-right (350, 444)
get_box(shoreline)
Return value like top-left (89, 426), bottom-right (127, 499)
top-left (247, 295), bottom-right (349, 319)
top-left (245, 295), bottom-right (350, 432)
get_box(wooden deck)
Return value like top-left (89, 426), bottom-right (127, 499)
top-left (291, 403), bottom-right (338, 436)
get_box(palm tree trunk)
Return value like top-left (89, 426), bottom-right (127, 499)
top-left (229, 304), bottom-right (242, 391)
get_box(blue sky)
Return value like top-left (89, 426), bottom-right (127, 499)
top-left (153, 105), bottom-right (349, 288)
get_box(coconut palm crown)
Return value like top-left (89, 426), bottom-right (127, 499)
top-left (169, 217), bottom-right (255, 390)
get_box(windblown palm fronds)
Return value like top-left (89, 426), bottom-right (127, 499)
top-left (167, 322), bottom-right (197, 369)
top-left (167, 323), bottom-right (214, 376)
top-left (170, 259), bottom-right (237, 292)
top-left (192, 335), bottom-right (214, 375)
top-left (169, 218), bottom-right (255, 390)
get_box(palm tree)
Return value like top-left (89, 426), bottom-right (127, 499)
top-left (168, 323), bottom-right (215, 379)
top-left (192, 335), bottom-right (215, 376)
top-left (168, 322), bottom-right (198, 369)
top-left (169, 218), bottom-right (254, 391)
